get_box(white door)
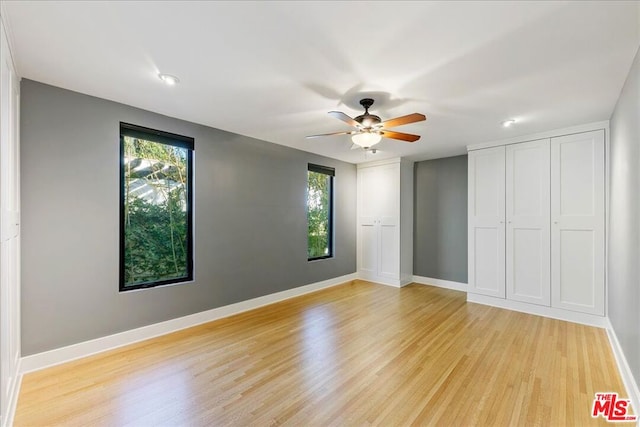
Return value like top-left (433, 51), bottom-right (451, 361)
top-left (551, 130), bottom-right (605, 315)
top-left (0, 21), bottom-right (20, 423)
top-left (374, 164), bottom-right (399, 281)
top-left (506, 139), bottom-right (551, 306)
top-left (357, 163), bottom-right (400, 282)
top-left (468, 147), bottom-right (506, 298)
top-left (357, 167), bottom-right (378, 280)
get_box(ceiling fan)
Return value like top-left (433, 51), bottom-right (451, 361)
top-left (307, 98), bottom-right (426, 149)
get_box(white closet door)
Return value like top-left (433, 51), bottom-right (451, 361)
top-left (468, 146), bottom-right (506, 298)
top-left (0, 20), bottom-right (20, 423)
top-left (357, 163), bottom-right (400, 282)
top-left (375, 163), bottom-right (399, 280)
top-left (506, 139), bottom-right (551, 306)
top-left (551, 130), bottom-right (605, 315)
top-left (357, 167), bottom-right (378, 279)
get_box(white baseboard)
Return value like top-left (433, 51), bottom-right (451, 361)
top-left (20, 273), bottom-right (357, 374)
top-left (605, 319), bottom-right (640, 423)
top-left (412, 275), bottom-right (468, 292)
top-left (400, 276), bottom-right (413, 288)
top-left (3, 358), bottom-right (21, 427)
top-left (357, 273), bottom-right (402, 288)
top-left (379, 281), bottom-right (402, 288)
top-left (466, 293), bottom-right (608, 328)
top-left (358, 274), bottom-right (422, 288)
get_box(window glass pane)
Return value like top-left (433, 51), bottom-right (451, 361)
top-left (122, 134), bottom-right (191, 288)
top-left (307, 169), bottom-right (333, 259)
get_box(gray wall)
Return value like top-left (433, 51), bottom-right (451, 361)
top-left (609, 46), bottom-right (640, 389)
top-left (413, 155), bottom-right (468, 283)
top-left (20, 80), bottom-right (356, 355)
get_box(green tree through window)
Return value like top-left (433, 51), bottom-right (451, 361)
top-left (307, 164), bottom-right (334, 260)
top-left (120, 123), bottom-right (194, 290)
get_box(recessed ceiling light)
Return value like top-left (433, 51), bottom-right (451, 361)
top-left (502, 119), bottom-right (516, 128)
top-left (158, 73), bottom-right (179, 86)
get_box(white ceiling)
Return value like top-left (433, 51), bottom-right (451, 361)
top-left (3, 1), bottom-right (639, 164)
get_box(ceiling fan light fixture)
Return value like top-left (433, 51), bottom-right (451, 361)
top-left (352, 131), bottom-right (382, 148)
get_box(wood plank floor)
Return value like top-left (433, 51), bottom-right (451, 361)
top-left (15, 281), bottom-right (630, 426)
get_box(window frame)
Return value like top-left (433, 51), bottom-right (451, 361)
top-left (119, 122), bottom-right (194, 292)
top-left (307, 163), bottom-right (335, 261)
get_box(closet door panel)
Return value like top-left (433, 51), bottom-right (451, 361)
top-left (506, 139), bottom-right (550, 306)
top-left (558, 229), bottom-right (596, 307)
top-left (551, 130), bottom-right (605, 315)
top-left (359, 221), bottom-right (377, 278)
top-left (378, 219), bottom-right (399, 280)
top-left (473, 227), bottom-right (503, 295)
top-left (468, 147), bottom-right (505, 298)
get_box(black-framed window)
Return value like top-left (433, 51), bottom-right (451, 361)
top-left (307, 164), bottom-right (334, 260)
top-left (120, 123), bottom-right (194, 291)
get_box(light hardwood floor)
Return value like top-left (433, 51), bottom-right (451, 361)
top-left (15, 281), bottom-right (630, 426)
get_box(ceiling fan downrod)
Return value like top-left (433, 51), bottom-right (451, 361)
top-left (359, 98), bottom-right (375, 114)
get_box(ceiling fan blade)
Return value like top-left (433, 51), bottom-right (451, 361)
top-left (328, 111), bottom-right (362, 128)
top-left (379, 113), bottom-right (426, 129)
top-left (306, 131), bottom-right (354, 139)
top-left (380, 130), bottom-right (421, 143)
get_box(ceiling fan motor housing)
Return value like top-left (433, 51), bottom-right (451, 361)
top-left (359, 98), bottom-right (375, 110)
top-left (355, 114), bottom-right (381, 128)
top-left (355, 98), bottom-right (381, 128)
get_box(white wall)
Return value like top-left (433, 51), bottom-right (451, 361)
top-left (609, 44), bottom-right (640, 395)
